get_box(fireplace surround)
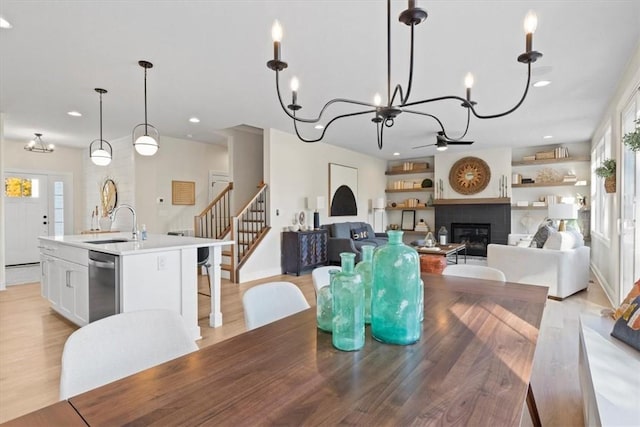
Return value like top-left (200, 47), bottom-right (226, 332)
top-left (451, 223), bottom-right (491, 256)
top-left (435, 203), bottom-right (510, 257)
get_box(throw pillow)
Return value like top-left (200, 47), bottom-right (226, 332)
top-left (529, 225), bottom-right (555, 248)
top-left (543, 231), bottom-right (580, 250)
top-left (351, 227), bottom-right (368, 240)
top-left (611, 294), bottom-right (640, 351)
top-left (613, 279), bottom-right (640, 320)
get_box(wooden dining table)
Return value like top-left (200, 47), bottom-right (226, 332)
top-left (4, 273), bottom-right (548, 426)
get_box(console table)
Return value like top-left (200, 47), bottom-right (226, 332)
top-left (281, 229), bottom-right (328, 275)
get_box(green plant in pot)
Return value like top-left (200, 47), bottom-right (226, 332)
top-left (595, 158), bottom-right (616, 193)
top-left (622, 118), bottom-right (640, 152)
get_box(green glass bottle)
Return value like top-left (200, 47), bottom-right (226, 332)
top-left (332, 252), bottom-right (365, 351)
top-left (316, 269), bottom-right (339, 332)
top-left (371, 230), bottom-right (421, 345)
top-left (354, 245), bottom-right (374, 324)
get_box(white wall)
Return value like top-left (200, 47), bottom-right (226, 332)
top-left (134, 136), bottom-right (227, 234)
top-left (239, 128), bottom-right (387, 283)
top-left (590, 42), bottom-right (640, 305)
top-left (226, 126), bottom-right (264, 211)
top-left (434, 147), bottom-right (512, 199)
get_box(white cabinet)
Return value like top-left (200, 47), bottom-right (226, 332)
top-left (39, 240), bottom-right (89, 326)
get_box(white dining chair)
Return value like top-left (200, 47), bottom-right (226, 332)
top-left (442, 265), bottom-right (507, 282)
top-left (311, 266), bottom-right (341, 294)
top-left (242, 281), bottom-right (310, 330)
top-left (59, 309), bottom-right (198, 400)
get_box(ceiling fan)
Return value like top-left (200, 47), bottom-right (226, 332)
top-left (412, 131), bottom-right (474, 151)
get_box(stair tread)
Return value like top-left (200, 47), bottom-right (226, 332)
top-left (220, 263), bottom-right (232, 271)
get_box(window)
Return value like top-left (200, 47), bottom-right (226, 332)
top-left (591, 126), bottom-right (612, 241)
top-left (4, 177), bottom-right (39, 198)
top-left (53, 181), bottom-right (64, 236)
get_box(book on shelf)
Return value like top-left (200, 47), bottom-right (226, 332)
top-left (521, 178), bottom-right (535, 184)
top-left (522, 155), bottom-right (536, 161)
top-left (532, 201), bottom-right (546, 207)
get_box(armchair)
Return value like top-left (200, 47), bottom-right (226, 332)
top-left (321, 222), bottom-right (388, 264)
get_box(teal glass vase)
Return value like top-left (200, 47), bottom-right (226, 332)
top-left (371, 230), bottom-right (422, 345)
top-left (316, 269), bottom-right (339, 332)
top-left (354, 245), bottom-right (374, 324)
top-left (332, 252), bottom-right (365, 351)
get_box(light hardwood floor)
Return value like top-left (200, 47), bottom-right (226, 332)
top-left (0, 272), bottom-right (610, 425)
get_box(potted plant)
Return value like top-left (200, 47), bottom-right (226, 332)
top-left (595, 158), bottom-right (616, 193)
top-left (622, 118), bottom-right (640, 152)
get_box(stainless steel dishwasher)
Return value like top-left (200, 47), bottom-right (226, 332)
top-left (88, 250), bottom-right (120, 322)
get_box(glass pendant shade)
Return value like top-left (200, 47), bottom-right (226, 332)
top-left (89, 140), bottom-right (112, 166)
top-left (133, 128), bottom-right (159, 156)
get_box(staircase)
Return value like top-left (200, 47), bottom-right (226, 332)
top-left (194, 182), bottom-right (270, 283)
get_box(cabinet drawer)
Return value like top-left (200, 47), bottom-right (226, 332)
top-left (40, 240), bottom-right (88, 266)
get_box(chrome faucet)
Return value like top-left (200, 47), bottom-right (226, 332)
top-left (110, 204), bottom-right (138, 240)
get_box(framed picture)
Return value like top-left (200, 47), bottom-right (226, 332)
top-left (401, 210), bottom-right (416, 231)
top-left (328, 163), bottom-right (358, 216)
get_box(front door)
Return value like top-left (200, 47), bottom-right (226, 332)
top-left (4, 173), bottom-right (49, 265)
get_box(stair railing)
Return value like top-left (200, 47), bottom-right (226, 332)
top-left (194, 182), bottom-right (233, 239)
top-left (232, 183), bottom-right (270, 279)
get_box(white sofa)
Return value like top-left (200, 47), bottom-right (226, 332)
top-left (487, 243), bottom-right (590, 299)
top-left (579, 314), bottom-right (640, 426)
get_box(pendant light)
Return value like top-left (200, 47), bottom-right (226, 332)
top-left (89, 88), bottom-right (113, 166)
top-left (132, 60), bottom-right (159, 156)
top-left (24, 133), bottom-right (54, 153)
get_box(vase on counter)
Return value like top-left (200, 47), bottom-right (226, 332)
top-left (332, 252), bottom-right (365, 351)
top-left (354, 245), bottom-right (374, 325)
top-left (371, 230), bottom-right (421, 345)
top-left (99, 216), bottom-right (112, 231)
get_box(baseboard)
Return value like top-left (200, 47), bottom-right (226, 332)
top-left (590, 263), bottom-right (616, 307)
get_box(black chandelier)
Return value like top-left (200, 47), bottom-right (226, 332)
top-left (266, 0), bottom-right (543, 150)
top-left (24, 133), bottom-right (54, 153)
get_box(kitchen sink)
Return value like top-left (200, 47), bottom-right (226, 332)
top-left (84, 239), bottom-right (130, 244)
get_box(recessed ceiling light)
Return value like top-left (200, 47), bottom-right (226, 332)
top-left (186, 134), bottom-right (193, 138)
top-left (393, 152), bottom-right (400, 156)
top-left (67, 111), bottom-right (82, 117)
top-left (0, 17), bottom-right (12, 29)
top-left (543, 135), bottom-right (553, 139)
top-left (189, 117), bottom-right (200, 123)
top-left (314, 124), bottom-right (324, 130)
top-left (533, 80), bottom-right (551, 88)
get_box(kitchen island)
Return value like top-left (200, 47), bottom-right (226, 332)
top-left (38, 233), bottom-right (233, 340)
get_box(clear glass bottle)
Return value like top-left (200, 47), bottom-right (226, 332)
top-left (316, 269), bottom-right (339, 332)
top-left (354, 245), bottom-right (374, 325)
top-left (371, 230), bottom-right (421, 345)
top-left (438, 226), bottom-right (448, 245)
top-left (332, 253), bottom-right (365, 351)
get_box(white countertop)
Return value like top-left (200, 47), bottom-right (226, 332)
top-left (39, 233), bottom-right (234, 256)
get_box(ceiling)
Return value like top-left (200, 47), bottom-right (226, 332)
top-left (1, 1), bottom-right (639, 160)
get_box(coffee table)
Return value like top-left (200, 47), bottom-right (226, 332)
top-left (416, 242), bottom-right (467, 264)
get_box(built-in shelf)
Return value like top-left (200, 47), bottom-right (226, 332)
top-left (385, 206), bottom-right (434, 211)
top-left (512, 182), bottom-right (589, 188)
top-left (511, 156), bottom-right (590, 166)
top-left (433, 198), bottom-right (510, 205)
top-left (385, 188), bottom-right (434, 193)
top-left (385, 169), bottom-right (433, 176)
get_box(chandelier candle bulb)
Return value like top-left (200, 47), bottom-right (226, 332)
top-left (290, 77), bottom-right (299, 105)
top-left (373, 93), bottom-right (382, 107)
top-left (272, 20), bottom-right (283, 60)
top-left (464, 72), bottom-right (474, 101)
top-left (524, 11), bottom-right (538, 52)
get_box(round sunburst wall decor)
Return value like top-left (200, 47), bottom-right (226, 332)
top-left (449, 156), bottom-right (491, 195)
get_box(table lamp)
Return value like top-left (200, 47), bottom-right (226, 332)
top-left (307, 196), bottom-right (325, 230)
top-left (547, 203), bottom-right (577, 231)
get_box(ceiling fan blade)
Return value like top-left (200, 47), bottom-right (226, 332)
top-left (446, 140), bottom-right (474, 145)
top-left (412, 143), bottom-right (436, 149)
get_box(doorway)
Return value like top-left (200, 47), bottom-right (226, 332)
top-left (4, 173), bottom-right (49, 265)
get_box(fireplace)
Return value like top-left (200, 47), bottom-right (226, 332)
top-left (451, 223), bottom-right (491, 257)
